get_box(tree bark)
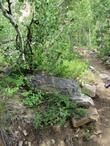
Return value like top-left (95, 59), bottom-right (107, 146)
top-left (0, 2), bottom-right (24, 60)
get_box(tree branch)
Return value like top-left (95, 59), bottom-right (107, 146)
top-left (0, 2), bottom-right (24, 59)
top-left (7, 0), bottom-right (12, 14)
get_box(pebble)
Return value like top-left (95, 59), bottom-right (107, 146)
top-left (51, 139), bottom-right (55, 144)
top-left (19, 141), bottom-right (23, 146)
top-left (28, 142), bottom-right (32, 146)
top-left (23, 130), bottom-right (28, 136)
top-left (14, 131), bottom-right (19, 137)
top-left (24, 141), bottom-right (28, 145)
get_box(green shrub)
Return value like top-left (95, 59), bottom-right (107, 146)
top-left (96, 23), bottom-right (110, 58)
top-left (63, 59), bottom-right (88, 78)
top-left (33, 92), bottom-right (86, 128)
top-left (23, 92), bottom-right (44, 107)
top-left (0, 74), bottom-right (24, 97)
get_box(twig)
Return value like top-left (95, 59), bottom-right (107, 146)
top-left (0, 128), bottom-right (9, 146)
top-left (7, 0), bottom-right (12, 14)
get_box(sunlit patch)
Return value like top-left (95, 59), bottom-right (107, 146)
top-left (19, 1), bottom-right (31, 22)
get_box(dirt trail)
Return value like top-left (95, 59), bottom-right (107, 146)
top-left (80, 49), bottom-right (110, 146)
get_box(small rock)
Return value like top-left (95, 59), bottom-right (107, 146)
top-left (19, 141), bottom-right (23, 146)
top-left (18, 126), bottom-right (22, 130)
top-left (53, 125), bottom-right (61, 133)
top-left (58, 140), bottom-right (66, 146)
top-left (72, 117), bottom-right (91, 128)
top-left (72, 107), bottom-right (99, 128)
top-left (70, 94), bottom-right (95, 107)
top-left (51, 139), bottom-right (55, 144)
top-left (88, 106), bottom-right (99, 121)
top-left (28, 142), bottom-right (32, 146)
top-left (94, 130), bottom-right (102, 135)
top-left (89, 66), bottom-right (96, 73)
top-left (82, 84), bottom-right (96, 97)
top-left (90, 134), bottom-right (97, 140)
top-left (23, 130), bottom-right (28, 136)
top-left (64, 122), bottom-right (70, 128)
top-left (24, 141), bottom-right (28, 145)
top-left (99, 73), bottom-right (110, 81)
top-left (14, 131), bottom-right (19, 137)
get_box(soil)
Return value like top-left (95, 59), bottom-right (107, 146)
top-left (88, 50), bottom-right (110, 146)
top-left (78, 48), bottom-right (110, 146)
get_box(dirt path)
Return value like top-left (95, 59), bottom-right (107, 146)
top-left (80, 49), bottom-right (110, 146)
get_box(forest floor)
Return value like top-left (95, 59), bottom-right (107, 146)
top-left (0, 49), bottom-right (110, 146)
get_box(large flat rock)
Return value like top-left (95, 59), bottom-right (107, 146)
top-left (32, 74), bottom-right (79, 95)
top-left (31, 74), bottom-right (94, 106)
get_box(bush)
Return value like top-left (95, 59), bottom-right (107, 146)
top-left (33, 92), bottom-right (86, 128)
top-left (63, 59), bottom-right (88, 78)
top-left (23, 91), bottom-right (44, 107)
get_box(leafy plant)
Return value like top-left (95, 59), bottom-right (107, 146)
top-left (23, 92), bottom-right (43, 107)
top-left (0, 74), bottom-right (24, 97)
top-left (5, 87), bottom-right (19, 96)
top-left (63, 59), bottom-right (88, 78)
top-left (33, 92), bottom-right (86, 128)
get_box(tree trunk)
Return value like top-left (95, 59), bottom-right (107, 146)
top-left (0, 2), bottom-right (24, 60)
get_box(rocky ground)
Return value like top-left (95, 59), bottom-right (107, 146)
top-left (78, 48), bottom-right (110, 146)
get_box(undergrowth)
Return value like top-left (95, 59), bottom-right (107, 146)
top-left (0, 74), bottom-right (87, 128)
top-left (34, 93), bottom-right (86, 128)
top-left (22, 91), bottom-right (86, 128)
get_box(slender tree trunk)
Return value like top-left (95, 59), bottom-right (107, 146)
top-left (0, 2), bottom-right (24, 60)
